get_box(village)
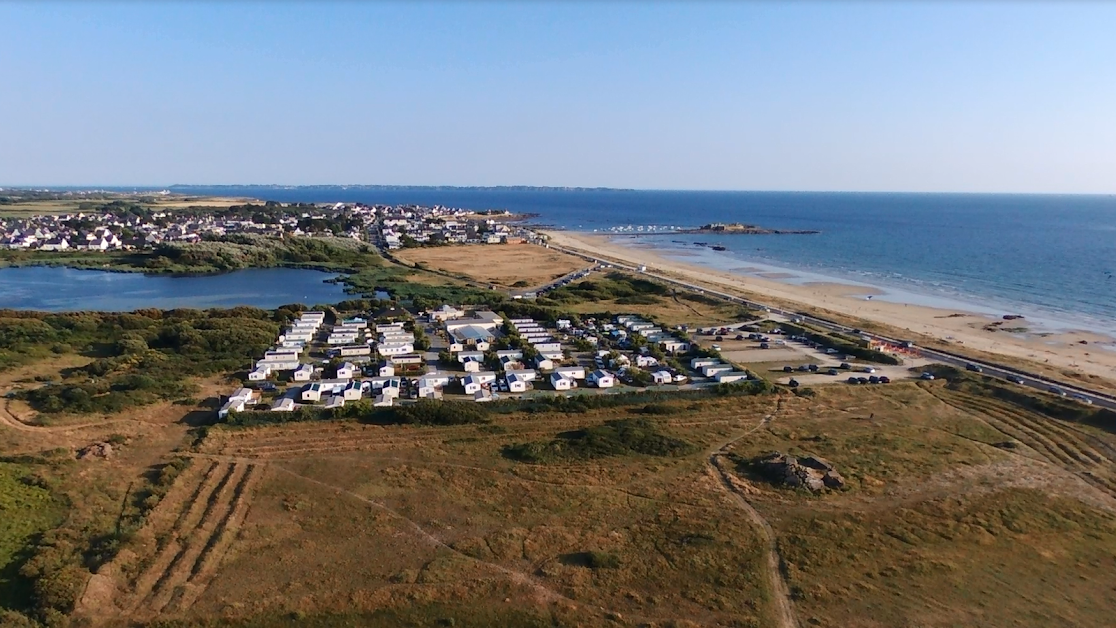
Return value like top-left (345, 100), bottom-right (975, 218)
top-left (0, 200), bottom-right (532, 251)
top-left (218, 299), bottom-right (926, 419)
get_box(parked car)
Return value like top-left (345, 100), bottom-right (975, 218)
top-left (879, 376), bottom-right (891, 384)
top-left (847, 377), bottom-right (860, 385)
top-left (808, 364), bottom-right (819, 372)
top-left (861, 366), bottom-right (877, 373)
top-left (868, 376), bottom-right (880, 384)
top-left (788, 379), bottom-right (799, 388)
top-left (736, 334), bottom-right (745, 341)
top-left (715, 335), bottom-right (724, 342)
top-left (783, 366), bottom-right (794, 373)
top-left (796, 365), bottom-right (810, 372)
top-left (759, 342), bottom-right (770, 349)
top-left (920, 372), bottom-right (935, 380)
top-left (840, 362), bottom-right (852, 370)
top-left (827, 368), bottom-right (839, 376)
top-left (857, 377), bottom-right (869, 384)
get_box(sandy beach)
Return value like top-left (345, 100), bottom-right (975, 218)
top-left (543, 230), bottom-right (1116, 389)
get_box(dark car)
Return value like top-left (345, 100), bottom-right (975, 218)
top-left (736, 334), bottom-right (745, 341)
top-left (715, 335), bottom-right (724, 342)
top-left (879, 376), bottom-right (891, 384)
top-left (788, 379), bottom-right (799, 388)
top-left (808, 364), bottom-right (819, 372)
top-left (840, 362), bottom-right (852, 370)
top-left (759, 342), bottom-right (770, 349)
top-left (1049, 386), bottom-right (1067, 396)
top-left (857, 377), bottom-right (869, 384)
top-left (847, 376), bottom-right (860, 384)
top-left (966, 363), bottom-right (983, 373)
top-left (1007, 375), bottom-right (1025, 384)
top-left (783, 366), bottom-right (794, 373)
top-left (827, 368), bottom-right (839, 376)
top-left (868, 376), bottom-right (880, 384)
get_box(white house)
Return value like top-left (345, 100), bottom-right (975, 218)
top-left (461, 375), bottom-right (485, 394)
top-left (374, 394), bottom-right (394, 407)
top-left (377, 363), bottom-right (395, 377)
top-left (715, 372), bottom-right (752, 384)
top-left (271, 398), bottom-right (296, 412)
top-left (301, 383), bottom-right (325, 402)
top-left (474, 388), bottom-right (494, 403)
top-left (457, 350), bottom-right (485, 363)
top-left (417, 373), bottom-right (452, 389)
top-left (651, 370), bottom-right (673, 385)
top-left (588, 370), bottom-right (615, 388)
top-left (702, 364), bottom-right (733, 377)
top-left (550, 372), bottom-right (573, 391)
top-left (429, 304), bottom-right (464, 322)
top-left (218, 388), bottom-right (258, 419)
top-left (463, 360), bottom-right (482, 373)
top-left (635, 355), bottom-right (659, 368)
top-left (691, 357), bottom-right (719, 370)
top-left (495, 349), bottom-right (523, 360)
top-left (506, 373), bottom-right (528, 393)
top-left (336, 362), bottom-right (357, 379)
top-left (325, 395), bottom-right (345, 409)
top-left (248, 365), bottom-right (271, 381)
top-left (378, 341), bottom-right (414, 356)
top-left (292, 363), bottom-right (315, 382)
top-left (505, 369), bottom-right (538, 382)
top-left (342, 380), bottom-right (365, 401)
top-left (339, 345), bottom-right (372, 357)
top-left (531, 342), bottom-right (562, 353)
top-left (661, 340), bottom-right (690, 354)
top-left (535, 356), bottom-right (555, 371)
top-left (554, 366), bottom-right (586, 380)
top-left (380, 378), bottom-right (402, 398)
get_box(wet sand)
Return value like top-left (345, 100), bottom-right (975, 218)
top-left (543, 230), bottom-right (1116, 385)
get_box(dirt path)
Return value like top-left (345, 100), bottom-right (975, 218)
top-left (705, 399), bottom-right (799, 628)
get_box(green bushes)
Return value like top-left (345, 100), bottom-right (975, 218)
top-left (544, 272), bottom-right (670, 304)
top-left (502, 418), bottom-right (696, 464)
top-left (780, 322), bottom-right (900, 365)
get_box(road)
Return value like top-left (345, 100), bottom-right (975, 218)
top-left (545, 242), bottom-right (1116, 411)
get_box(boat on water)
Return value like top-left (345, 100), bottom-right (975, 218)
top-left (694, 242), bottom-right (707, 246)
top-left (711, 245), bottom-right (727, 251)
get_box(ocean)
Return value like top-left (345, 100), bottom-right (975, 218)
top-left (165, 187), bottom-right (1116, 334)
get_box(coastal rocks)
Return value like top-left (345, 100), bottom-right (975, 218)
top-left (755, 452), bottom-right (845, 492)
top-left (77, 442), bottom-right (114, 460)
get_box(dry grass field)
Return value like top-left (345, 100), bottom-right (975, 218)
top-left (393, 244), bottom-right (588, 289)
top-left (4, 355), bottom-right (1116, 628)
top-left (0, 196), bottom-right (254, 217)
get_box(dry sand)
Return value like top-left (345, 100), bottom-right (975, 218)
top-left (543, 230), bottom-right (1116, 386)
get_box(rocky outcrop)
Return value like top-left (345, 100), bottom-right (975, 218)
top-left (77, 442), bottom-right (114, 460)
top-left (755, 452), bottom-right (845, 491)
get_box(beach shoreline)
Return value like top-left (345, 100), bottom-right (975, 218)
top-left (542, 229), bottom-right (1116, 388)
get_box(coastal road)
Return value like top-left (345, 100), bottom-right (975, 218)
top-left (512, 265), bottom-right (597, 298)
top-left (544, 242), bottom-right (1116, 411)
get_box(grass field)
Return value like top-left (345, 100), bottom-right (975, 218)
top-left (3, 350), bottom-right (1116, 627)
top-left (0, 196), bottom-right (254, 217)
top-left (393, 244), bottom-right (588, 290)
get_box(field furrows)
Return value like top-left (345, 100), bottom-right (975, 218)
top-left (143, 463), bottom-right (249, 615)
top-left (126, 461), bottom-right (227, 612)
top-left (171, 464), bottom-right (261, 613)
top-left (936, 389), bottom-right (1116, 497)
top-left (124, 461), bottom-right (261, 620)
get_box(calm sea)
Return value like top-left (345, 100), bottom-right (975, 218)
top-left (126, 188), bottom-right (1116, 332)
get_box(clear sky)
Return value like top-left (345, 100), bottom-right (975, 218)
top-left (1, 2), bottom-right (1114, 193)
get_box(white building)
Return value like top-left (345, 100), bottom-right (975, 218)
top-left (588, 370), bottom-right (615, 388)
top-left (550, 372), bottom-right (573, 391)
top-left (336, 362), bottom-right (357, 379)
top-left (292, 363), bottom-right (315, 382)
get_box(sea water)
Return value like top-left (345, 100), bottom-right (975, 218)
top-left (144, 188), bottom-right (1116, 333)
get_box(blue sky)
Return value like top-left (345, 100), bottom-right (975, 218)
top-left (1, 2), bottom-right (1114, 192)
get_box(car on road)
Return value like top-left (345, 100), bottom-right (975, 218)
top-left (715, 335), bottom-right (724, 342)
top-left (966, 363), bottom-right (983, 373)
top-left (920, 372), bottom-right (935, 380)
top-left (827, 368), bottom-right (839, 376)
top-left (736, 334), bottom-right (746, 341)
top-left (1072, 394), bottom-right (1093, 405)
top-left (1007, 375), bottom-right (1025, 385)
top-left (861, 366), bottom-right (877, 374)
top-left (759, 342), bottom-right (770, 349)
top-left (796, 365), bottom-right (810, 372)
top-left (840, 362), bottom-right (852, 370)
top-left (711, 344), bottom-right (721, 351)
top-left (1048, 386), bottom-right (1067, 396)
top-left (783, 366), bottom-right (794, 373)
top-left (808, 364), bottom-right (819, 372)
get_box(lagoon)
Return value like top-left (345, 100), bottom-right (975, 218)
top-left (0, 267), bottom-right (351, 312)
